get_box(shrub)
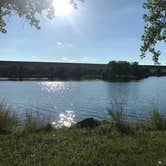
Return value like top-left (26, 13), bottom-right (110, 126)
top-left (0, 102), bottom-right (18, 134)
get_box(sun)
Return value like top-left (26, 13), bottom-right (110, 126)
top-left (52, 0), bottom-right (74, 17)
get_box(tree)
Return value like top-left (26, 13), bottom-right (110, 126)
top-left (102, 61), bottom-right (150, 81)
top-left (140, 0), bottom-right (166, 64)
top-left (0, 0), bottom-right (79, 33)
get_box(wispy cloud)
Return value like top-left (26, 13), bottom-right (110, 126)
top-left (61, 57), bottom-right (77, 63)
top-left (56, 42), bottom-right (64, 47)
top-left (56, 41), bottom-right (74, 48)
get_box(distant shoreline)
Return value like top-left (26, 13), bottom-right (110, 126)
top-left (0, 75), bottom-right (165, 82)
top-left (1, 60), bottom-right (166, 82)
top-left (0, 77), bottom-right (101, 81)
top-left (0, 77), bottom-right (50, 81)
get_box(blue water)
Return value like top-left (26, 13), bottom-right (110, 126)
top-left (0, 77), bottom-right (166, 123)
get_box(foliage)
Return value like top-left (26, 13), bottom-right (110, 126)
top-left (141, 0), bottom-right (166, 64)
top-left (102, 61), bottom-right (150, 81)
top-left (0, 102), bottom-right (18, 134)
top-left (0, 0), bottom-right (80, 33)
top-left (0, 62), bottom-right (102, 80)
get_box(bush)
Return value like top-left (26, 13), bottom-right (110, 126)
top-left (0, 102), bottom-right (18, 134)
top-left (149, 106), bottom-right (166, 130)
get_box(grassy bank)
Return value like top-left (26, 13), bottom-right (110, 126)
top-left (0, 103), bottom-right (166, 166)
top-left (0, 126), bottom-right (166, 166)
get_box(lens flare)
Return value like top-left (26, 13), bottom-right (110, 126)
top-left (52, 0), bottom-right (73, 16)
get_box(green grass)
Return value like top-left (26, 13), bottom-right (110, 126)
top-left (0, 126), bottom-right (166, 166)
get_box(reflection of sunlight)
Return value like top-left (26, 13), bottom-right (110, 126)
top-left (52, 110), bottom-right (75, 128)
top-left (39, 82), bottom-right (67, 92)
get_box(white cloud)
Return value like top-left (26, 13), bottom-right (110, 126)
top-left (56, 42), bottom-right (64, 47)
top-left (56, 42), bottom-right (74, 48)
top-left (61, 57), bottom-right (77, 63)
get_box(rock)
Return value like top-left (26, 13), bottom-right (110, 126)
top-left (76, 118), bottom-right (100, 128)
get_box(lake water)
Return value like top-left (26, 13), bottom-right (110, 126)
top-left (0, 77), bottom-right (166, 126)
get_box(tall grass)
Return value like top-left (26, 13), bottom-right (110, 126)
top-left (0, 100), bottom-right (166, 135)
top-left (0, 102), bottom-right (52, 134)
top-left (108, 104), bottom-right (166, 132)
top-left (0, 102), bottom-right (18, 134)
top-left (149, 106), bottom-right (166, 130)
top-left (23, 112), bottom-right (52, 133)
top-left (107, 103), bottom-right (130, 133)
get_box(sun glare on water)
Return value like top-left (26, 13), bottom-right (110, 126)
top-left (52, 0), bottom-right (74, 17)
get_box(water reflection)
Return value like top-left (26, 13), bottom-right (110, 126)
top-left (52, 110), bottom-right (75, 128)
top-left (39, 81), bottom-right (67, 92)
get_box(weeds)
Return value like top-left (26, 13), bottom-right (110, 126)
top-left (0, 101), bottom-right (52, 134)
top-left (23, 112), bottom-right (52, 133)
top-left (0, 100), bottom-right (166, 136)
top-left (0, 102), bottom-right (18, 134)
top-left (108, 104), bottom-right (166, 133)
top-left (149, 106), bottom-right (166, 130)
top-left (107, 103), bottom-right (131, 134)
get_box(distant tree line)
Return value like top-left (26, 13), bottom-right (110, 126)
top-left (0, 61), bottom-right (165, 81)
top-left (102, 61), bottom-right (150, 81)
top-left (0, 64), bottom-right (102, 80)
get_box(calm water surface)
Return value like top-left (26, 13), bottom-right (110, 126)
top-left (0, 77), bottom-right (166, 125)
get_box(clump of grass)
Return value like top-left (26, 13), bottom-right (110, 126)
top-left (0, 102), bottom-right (18, 134)
top-left (23, 112), bottom-right (52, 133)
top-left (107, 104), bottom-right (131, 134)
top-left (132, 121), bottom-right (150, 132)
top-left (149, 106), bottom-right (166, 131)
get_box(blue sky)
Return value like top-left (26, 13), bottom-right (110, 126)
top-left (0, 0), bottom-right (165, 64)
